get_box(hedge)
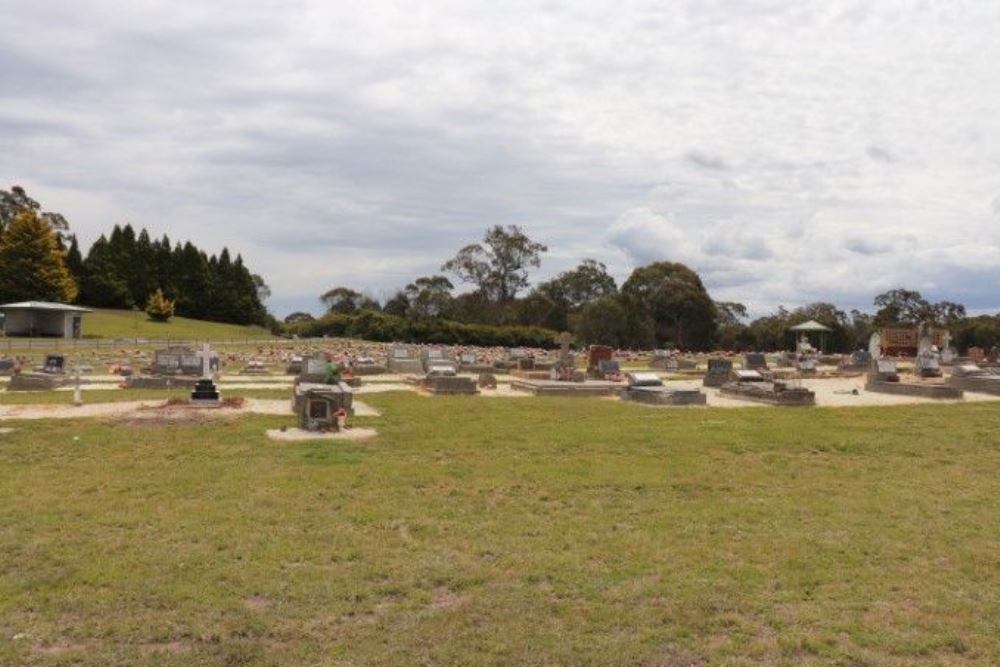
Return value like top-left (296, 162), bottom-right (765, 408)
top-left (287, 311), bottom-right (560, 348)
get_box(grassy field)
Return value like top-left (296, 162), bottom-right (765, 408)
top-left (1, 395), bottom-right (998, 665)
top-left (0, 308), bottom-right (274, 342)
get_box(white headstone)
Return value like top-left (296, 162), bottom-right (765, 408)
top-left (197, 344), bottom-right (214, 379)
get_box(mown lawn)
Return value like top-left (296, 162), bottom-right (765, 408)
top-left (0, 394), bottom-right (998, 666)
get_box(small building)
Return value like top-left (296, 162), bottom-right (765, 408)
top-left (0, 301), bottom-right (91, 338)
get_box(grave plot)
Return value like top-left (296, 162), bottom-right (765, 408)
top-left (719, 370), bottom-right (816, 406)
top-left (404, 359), bottom-right (478, 395)
top-left (864, 333), bottom-right (962, 400)
top-left (509, 379), bottom-right (622, 397)
top-left (702, 358), bottom-right (733, 387)
top-left (387, 346), bottom-right (424, 374)
top-left (949, 364), bottom-right (1000, 394)
top-left (6, 354), bottom-right (71, 391)
top-left (620, 372), bottom-right (706, 406)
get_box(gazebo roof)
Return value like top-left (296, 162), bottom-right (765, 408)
top-left (789, 319), bottom-right (832, 332)
top-left (0, 301), bottom-right (91, 313)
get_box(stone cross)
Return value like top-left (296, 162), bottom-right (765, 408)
top-left (558, 332), bottom-right (573, 361)
top-left (197, 343), bottom-right (214, 379)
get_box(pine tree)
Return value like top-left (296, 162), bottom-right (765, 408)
top-left (0, 210), bottom-right (78, 303)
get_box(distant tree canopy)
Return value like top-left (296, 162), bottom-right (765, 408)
top-left (0, 210), bottom-right (77, 304)
top-left (0, 185), bottom-right (69, 239)
top-left (71, 224), bottom-right (269, 326)
top-left (441, 225), bottom-right (548, 309)
top-left (0, 186), bottom-right (273, 327)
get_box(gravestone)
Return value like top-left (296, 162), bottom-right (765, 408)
top-left (294, 384), bottom-right (353, 430)
top-left (703, 358), bottom-right (733, 387)
top-left (388, 346), bottom-right (424, 374)
top-left (41, 354), bottom-right (66, 374)
top-left (967, 347), bottom-right (985, 365)
top-left (285, 355), bottom-right (304, 375)
top-left (744, 353), bottom-right (767, 371)
top-left (190, 344), bottom-right (221, 406)
top-left (621, 371), bottom-right (707, 405)
top-left (587, 345), bottom-right (614, 374)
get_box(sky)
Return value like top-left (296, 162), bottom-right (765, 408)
top-left (2, 0), bottom-right (1000, 318)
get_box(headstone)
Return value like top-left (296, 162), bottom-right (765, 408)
top-left (42, 354), bottom-right (66, 374)
top-left (478, 372), bottom-right (498, 389)
top-left (744, 353), bottom-right (767, 371)
top-left (190, 344), bottom-right (221, 405)
top-left (626, 372), bottom-right (663, 387)
top-left (295, 384), bottom-right (353, 431)
top-left (703, 358), bottom-right (733, 387)
top-left (733, 369), bottom-right (765, 382)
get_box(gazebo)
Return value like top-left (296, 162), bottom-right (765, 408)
top-left (789, 319), bottom-right (832, 353)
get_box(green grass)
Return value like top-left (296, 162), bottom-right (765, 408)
top-left (83, 308), bottom-right (274, 340)
top-left (0, 308), bottom-right (275, 341)
top-left (0, 387), bottom-right (290, 405)
top-left (1, 396), bottom-right (999, 665)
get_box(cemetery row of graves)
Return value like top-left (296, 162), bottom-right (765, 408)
top-left (4, 322), bottom-right (1000, 435)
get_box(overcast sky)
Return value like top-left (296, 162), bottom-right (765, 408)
top-left (3, 0), bottom-right (1000, 317)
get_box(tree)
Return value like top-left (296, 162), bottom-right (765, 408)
top-left (441, 225), bottom-right (547, 306)
top-left (621, 262), bottom-right (716, 350)
top-left (404, 275), bottom-right (454, 319)
top-left (145, 288), bottom-right (176, 322)
top-left (931, 300), bottom-right (966, 327)
top-left (538, 259), bottom-right (617, 310)
top-left (252, 274), bottom-right (271, 303)
top-left (321, 287), bottom-right (365, 313)
top-left (382, 291), bottom-right (411, 317)
top-left (283, 311), bottom-right (315, 324)
top-left (0, 210), bottom-right (78, 303)
top-left (576, 297), bottom-right (631, 347)
top-left (714, 301), bottom-right (750, 350)
top-left (0, 185), bottom-right (69, 238)
top-left (873, 289), bottom-right (933, 327)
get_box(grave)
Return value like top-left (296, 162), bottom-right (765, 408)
top-left (458, 351), bottom-right (494, 374)
top-left (189, 344), bottom-right (222, 407)
top-left (241, 360), bottom-right (270, 375)
top-left (510, 379), bottom-right (622, 397)
top-left (41, 354), bottom-right (66, 374)
top-left (387, 347), bottom-right (424, 374)
top-left (719, 373), bottom-right (816, 406)
top-left (152, 346), bottom-right (217, 376)
top-left (949, 364), bottom-right (1000, 394)
top-left (864, 332), bottom-right (962, 399)
top-left (744, 353), bottom-right (768, 372)
top-left (620, 372), bottom-right (706, 406)
top-left (913, 323), bottom-right (943, 378)
top-left (0, 358), bottom-right (15, 376)
top-left (7, 372), bottom-right (67, 391)
top-left (293, 382), bottom-right (354, 424)
top-left (702, 358), bottom-right (733, 387)
top-left (586, 345), bottom-right (614, 378)
top-left (839, 349), bottom-right (871, 373)
top-left (285, 355), bottom-right (304, 375)
top-left (351, 352), bottom-right (387, 376)
top-left (405, 358), bottom-right (477, 394)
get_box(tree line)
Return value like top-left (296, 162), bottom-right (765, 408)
top-left (299, 224), bottom-right (1000, 352)
top-left (0, 186), bottom-right (271, 327)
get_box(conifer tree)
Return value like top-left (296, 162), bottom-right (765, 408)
top-left (0, 210), bottom-right (78, 303)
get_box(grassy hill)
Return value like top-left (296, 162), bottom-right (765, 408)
top-left (79, 308), bottom-right (274, 340)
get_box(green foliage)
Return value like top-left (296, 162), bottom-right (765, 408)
top-left (74, 226), bottom-right (269, 326)
top-left (320, 286), bottom-right (379, 314)
top-left (0, 210), bottom-right (78, 303)
top-left (576, 296), bottom-right (631, 347)
top-left (288, 310), bottom-right (558, 348)
top-left (403, 275), bottom-right (454, 319)
top-left (0, 185), bottom-right (69, 238)
top-left (621, 261), bottom-right (717, 350)
top-left (283, 311), bottom-right (315, 324)
top-left (952, 314), bottom-right (1000, 351)
top-left (441, 225), bottom-right (548, 311)
top-left (144, 288), bottom-right (176, 322)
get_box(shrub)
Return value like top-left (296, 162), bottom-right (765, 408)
top-left (145, 288), bottom-right (176, 322)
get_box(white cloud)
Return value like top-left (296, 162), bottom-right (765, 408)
top-left (2, 0), bottom-right (1000, 315)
